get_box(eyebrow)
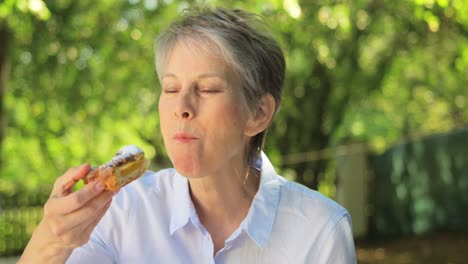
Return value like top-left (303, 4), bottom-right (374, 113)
top-left (162, 73), bottom-right (226, 80)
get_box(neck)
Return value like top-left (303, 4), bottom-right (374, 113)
top-left (187, 156), bottom-right (261, 255)
top-left (188, 158), bottom-right (260, 234)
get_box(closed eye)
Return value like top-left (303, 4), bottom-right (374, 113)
top-left (163, 88), bottom-right (179, 93)
top-left (198, 85), bottom-right (223, 93)
top-left (200, 89), bottom-right (221, 93)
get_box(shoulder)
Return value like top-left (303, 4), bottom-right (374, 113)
top-left (274, 175), bottom-right (350, 239)
top-left (276, 175), bottom-right (348, 220)
top-left (269, 175), bottom-right (353, 260)
top-left (260, 153), bottom-right (348, 225)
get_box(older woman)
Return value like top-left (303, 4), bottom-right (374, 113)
top-left (20, 7), bottom-right (356, 263)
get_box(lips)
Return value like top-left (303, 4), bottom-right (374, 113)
top-left (173, 132), bottom-right (199, 143)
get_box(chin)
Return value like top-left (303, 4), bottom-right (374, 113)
top-left (170, 155), bottom-right (202, 178)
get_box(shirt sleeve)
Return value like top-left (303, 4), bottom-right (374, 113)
top-left (65, 192), bottom-right (129, 264)
top-left (65, 222), bottom-right (116, 264)
top-left (315, 213), bottom-right (357, 264)
top-left (66, 237), bottom-right (114, 263)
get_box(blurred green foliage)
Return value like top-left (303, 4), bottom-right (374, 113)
top-left (1, 0), bottom-right (467, 192)
top-left (371, 129), bottom-right (468, 237)
top-left (0, 207), bottom-right (42, 256)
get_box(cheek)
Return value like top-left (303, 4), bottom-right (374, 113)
top-left (209, 101), bottom-right (248, 139)
top-left (158, 96), bottom-right (168, 116)
top-left (158, 98), bottom-right (172, 139)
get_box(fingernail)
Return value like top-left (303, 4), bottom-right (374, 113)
top-left (95, 181), bottom-right (105, 191)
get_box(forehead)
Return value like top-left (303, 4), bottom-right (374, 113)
top-left (163, 38), bottom-right (232, 79)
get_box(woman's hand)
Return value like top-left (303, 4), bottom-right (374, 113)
top-left (45, 163), bottom-right (115, 247)
top-left (19, 164), bottom-right (115, 264)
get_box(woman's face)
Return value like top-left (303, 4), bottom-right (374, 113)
top-left (158, 41), bottom-right (252, 178)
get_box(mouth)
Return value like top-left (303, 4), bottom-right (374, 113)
top-left (173, 132), bottom-right (199, 143)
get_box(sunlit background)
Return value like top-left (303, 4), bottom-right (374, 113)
top-left (1, 0), bottom-right (467, 263)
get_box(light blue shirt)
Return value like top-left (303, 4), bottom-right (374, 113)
top-left (68, 153), bottom-right (356, 263)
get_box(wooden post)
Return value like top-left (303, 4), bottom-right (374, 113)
top-left (335, 143), bottom-right (370, 238)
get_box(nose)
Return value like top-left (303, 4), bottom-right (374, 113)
top-left (174, 90), bottom-right (195, 120)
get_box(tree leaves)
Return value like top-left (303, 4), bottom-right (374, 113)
top-left (1, 0), bottom-right (467, 192)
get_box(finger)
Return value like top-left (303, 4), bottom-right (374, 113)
top-left (52, 164), bottom-right (91, 196)
top-left (84, 197), bottom-right (112, 232)
top-left (57, 196), bottom-right (113, 248)
top-left (60, 179), bottom-right (77, 197)
top-left (58, 191), bottom-right (114, 233)
top-left (80, 199), bottom-right (112, 240)
top-left (47, 191), bottom-right (114, 238)
top-left (47, 180), bottom-right (106, 215)
top-left (60, 164), bottom-right (91, 185)
top-left (70, 164), bottom-right (92, 181)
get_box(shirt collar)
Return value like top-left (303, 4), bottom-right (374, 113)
top-left (169, 171), bottom-right (195, 235)
top-left (240, 152), bottom-right (280, 249)
top-left (168, 152), bottom-right (281, 249)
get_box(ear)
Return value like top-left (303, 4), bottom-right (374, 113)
top-left (245, 94), bottom-right (276, 137)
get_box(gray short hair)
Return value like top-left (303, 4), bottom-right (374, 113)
top-left (154, 7), bottom-right (285, 164)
